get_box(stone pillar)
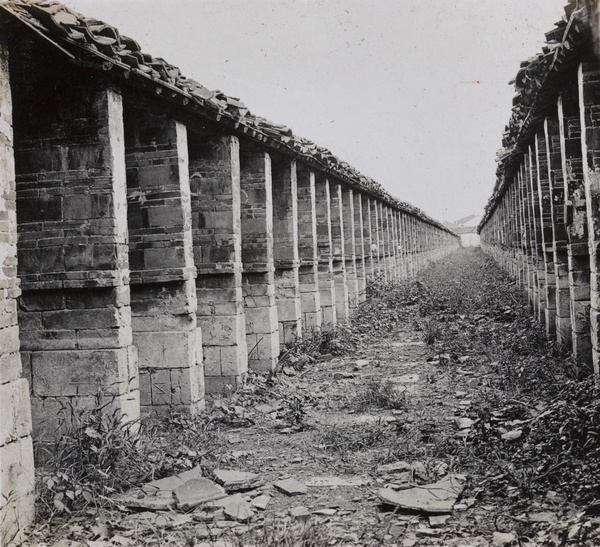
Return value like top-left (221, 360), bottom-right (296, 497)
top-left (353, 192), bottom-right (367, 301)
top-left (400, 212), bottom-right (409, 278)
top-left (384, 206), bottom-right (396, 279)
top-left (535, 130), bottom-right (557, 337)
top-left (13, 49), bottom-right (139, 436)
top-left (296, 164), bottom-right (321, 329)
top-left (392, 210), bottom-right (402, 278)
top-left (0, 36), bottom-right (34, 545)
top-left (509, 182), bottom-right (524, 286)
top-left (361, 195), bottom-right (375, 279)
top-left (315, 174), bottom-right (336, 326)
top-left (272, 157), bottom-right (301, 347)
top-left (330, 181), bottom-right (349, 322)
top-left (404, 214), bottom-right (413, 277)
top-left (189, 135), bottom-right (248, 393)
top-left (519, 164), bottom-right (535, 307)
top-left (545, 116), bottom-right (572, 346)
top-left (579, 61), bottom-right (600, 373)
top-left (377, 201), bottom-right (388, 280)
top-left (123, 106), bottom-right (202, 415)
top-left (239, 144), bottom-right (279, 372)
top-left (342, 188), bottom-right (359, 309)
top-left (526, 147), bottom-right (546, 325)
top-left (559, 90), bottom-right (592, 363)
top-left (370, 198), bottom-right (382, 277)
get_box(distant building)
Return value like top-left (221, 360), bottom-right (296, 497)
top-left (443, 215), bottom-right (481, 247)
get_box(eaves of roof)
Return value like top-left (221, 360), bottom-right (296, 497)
top-left (0, 0), bottom-right (456, 236)
top-left (478, 0), bottom-right (591, 233)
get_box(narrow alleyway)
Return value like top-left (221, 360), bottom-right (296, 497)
top-left (26, 248), bottom-right (600, 547)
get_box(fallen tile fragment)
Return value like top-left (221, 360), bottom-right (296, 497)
top-left (206, 494), bottom-right (254, 523)
top-left (501, 430), bottom-right (522, 441)
top-left (354, 359), bottom-right (370, 369)
top-left (213, 469), bottom-right (262, 492)
top-left (312, 508), bottom-right (337, 516)
top-left (290, 506), bottom-right (311, 521)
top-left (457, 418), bottom-right (475, 430)
top-left (223, 497), bottom-right (254, 523)
top-left (492, 531), bottom-right (517, 546)
top-left (528, 511), bottom-right (557, 523)
top-left (113, 489), bottom-right (174, 511)
top-left (173, 478), bottom-right (226, 510)
top-left (274, 477), bottom-right (307, 496)
top-left (429, 514), bottom-right (450, 527)
top-left (378, 474), bottom-right (466, 514)
top-left (255, 403), bottom-right (276, 414)
top-left (251, 494), bottom-right (271, 510)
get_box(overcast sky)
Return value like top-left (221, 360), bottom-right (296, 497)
top-left (65, 0), bottom-right (567, 222)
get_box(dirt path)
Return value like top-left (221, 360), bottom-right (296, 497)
top-left (25, 249), bottom-right (600, 546)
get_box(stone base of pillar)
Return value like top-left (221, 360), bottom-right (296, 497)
top-left (318, 260), bottom-right (336, 328)
top-left (345, 259), bottom-right (359, 309)
top-left (19, 287), bottom-right (140, 437)
top-left (132, 279), bottom-right (203, 416)
top-left (355, 258), bottom-right (367, 302)
top-left (298, 264), bottom-right (321, 330)
top-left (243, 271), bottom-right (279, 372)
top-left (196, 273), bottom-right (248, 394)
top-left (333, 259), bottom-right (349, 322)
top-left (275, 267), bottom-right (302, 348)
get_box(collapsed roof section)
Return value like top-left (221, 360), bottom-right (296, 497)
top-left (479, 0), bottom-right (594, 232)
top-left (0, 0), bottom-right (454, 234)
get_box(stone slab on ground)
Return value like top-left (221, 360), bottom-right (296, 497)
top-left (223, 496), bottom-right (254, 523)
top-left (113, 489), bottom-right (174, 511)
top-left (251, 494), bottom-right (271, 510)
top-left (212, 469), bottom-right (262, 492)
top-left (273, 477), bottom-right (307, 496)
top-left (378, 474), bottom-right (466, 514)
top-left (205, 494), bottom-right (254, 523)
top-left (290, 506), bottom-right (311, 521)
top-left (141, 466), bottom-right (204, 494)
top-left (173, 478), bottom-right (227, 510)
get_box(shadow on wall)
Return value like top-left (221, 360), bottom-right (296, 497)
top-left (460, 233), bottom-right (481, 247)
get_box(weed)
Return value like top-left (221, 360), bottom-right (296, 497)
top-left (35, 393), bottom-right (219, 517)
top-left (318, 420), bottom-right (394, 453)
top-left (277, 325), bottom-right (356, 372)
top-left (353, 377), bottom-right (407, 411)
top-left (233, 517), bottom-right (333, 546)
top-left (422, 318), bottom-right (440, 345)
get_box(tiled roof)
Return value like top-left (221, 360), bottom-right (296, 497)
top-left (479, 0), bottom-right (588, 231)
top-left (0, 0), bottom-right (455, 234)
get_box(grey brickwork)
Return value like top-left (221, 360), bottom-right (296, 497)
top-left (0, 4), bottom-right (459, 540)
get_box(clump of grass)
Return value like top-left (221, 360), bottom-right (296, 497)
top-left (353, 378), bottom-right (407, 411)
top-left (35, 393), bottom-right (218, 517)
top-left (318, 420), bottom-right (394, 453)
top-left (422, 318), bottom-right (440, 345)
top-left (234, 517), bottom-right (333, 547)
top-left (277, 324), bottom-right (356, 372)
